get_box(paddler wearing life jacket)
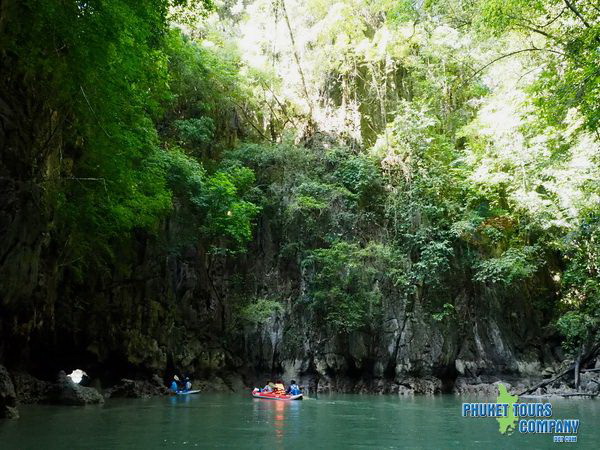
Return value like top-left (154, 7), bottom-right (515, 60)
top-left (273, 380), bottom-right (285, 394)
top-left (170, 375), bottom-right (180, 393)
top-left (286, 380), bottom-right (301, 395)
top-left (262, 381), bottom-right (274, 392)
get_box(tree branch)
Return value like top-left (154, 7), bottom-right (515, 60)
top-left (517, 23), bottom-right (564, 42)
top-left (280, 0), bottom-right (313, 121)
top-left (538, 7), bottom-right (567, 28)
top-left (232, 101), bottom-right (269, 141)
top-left (66, 176), bottom-right (109, 194)
top-left (260, 80), bottom-right (299, 128)
top-left (467, 48), bottom-right (565, 82)
top-left (563, 0), bottom-right (592, 28)
top-left (80, 85), bottom-right (111, 138)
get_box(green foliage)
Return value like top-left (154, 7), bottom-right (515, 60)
top-left (372, 103), bottom-right (468, 291)
top-left (238, 298), bottom-right (284, 324)
top-left (475, 246), bottom-right (542, 284)
top-left (228, 142), bottom-right (386, 251)
top-left (334, 153), bottom-right (385, 208)
top-left (174, 118), bottom-right (215, 147)
top-left (163, 29), bottom-right (255, 156)
top-left (4, 0), bottom-right (177, 266)
top-left (161, 149), bottom-right (259, 253)
top-left (556, 215), bottom-right (600, 352)
top-left (303, 242), bottom-right (401, 333)
top-left (2, 2), bottom-right (261, 269)
top-left (284, 180), bottom-right (354, 239)
top-left (475, 0), bottom-right (600, 132)
top-left (201, 167), bottom-right (261, 251)
top-left (557, 310), bottom-right (599, 354)
top-left (432, 303), bottom-right (456, 322)
top-left (477, 0), bottom-right (546, 32)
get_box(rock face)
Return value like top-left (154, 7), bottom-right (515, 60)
top-left (105, 376), bottom-right (169, 399)
top-left (581, 372), bottom-right (600, 394)
top-left (11, 372), bottom-right (53, 404)
top-left (0, 220), bottom-right (562, 394)
top-left (52, 371), bottom-right (104, 406)
top-left (240, 282), bottom-right (554, 393)
top-left (0, 365), bottom-right (19, 419)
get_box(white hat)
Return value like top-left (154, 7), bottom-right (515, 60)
top-left (174, 375), bottom-right (180, 381)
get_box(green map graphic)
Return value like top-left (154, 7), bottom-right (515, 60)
top-left (496, 383), bottom-right (519, 435)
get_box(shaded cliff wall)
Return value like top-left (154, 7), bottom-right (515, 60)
top-left (0, 67), bottom-right (219, 380)
top-left (219, 216), bottom-right (562, 393)
top-left (0, 172), bottom-right (561, 392)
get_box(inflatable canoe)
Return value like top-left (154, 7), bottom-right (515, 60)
top-left (252, 388), bottom-right (303, 401)
top-left (173, 389), bottom-right (200, 395)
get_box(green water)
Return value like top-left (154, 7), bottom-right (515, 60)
top-left (1, 394), bottom-right (598, 449)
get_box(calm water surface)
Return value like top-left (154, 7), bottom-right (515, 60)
top-left (0, 393), bottom-right (598, 449)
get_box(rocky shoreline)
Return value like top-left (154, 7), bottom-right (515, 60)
top-left (2, 362), bottom-right (599, 420)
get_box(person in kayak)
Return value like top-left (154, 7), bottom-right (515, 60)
top-left (262, 381), bottom-right (275, 392)
top-left (170, 375), bottom-right (180, 393)
top-left (286, 380), bottom-right (301, 395)
top-left (184, 377), bottom-right (192, 391)
top-left (274, 380), bottom-right (285, 394)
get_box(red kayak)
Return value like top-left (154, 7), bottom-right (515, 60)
top-left (252, 388), bottom-right (303, 400)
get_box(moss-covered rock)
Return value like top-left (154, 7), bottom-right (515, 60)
top-left (0, 366), bottom-right (19, 419)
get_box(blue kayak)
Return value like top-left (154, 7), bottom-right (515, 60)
top-left (173, 389), bottom-right (200, 395)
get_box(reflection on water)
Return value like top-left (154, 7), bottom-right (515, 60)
top-left (169, 394), bottom-right (193, 405)
top-left (251, 397), bottom-right (302, 445)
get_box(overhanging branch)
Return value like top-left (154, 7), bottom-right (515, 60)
top-left (467, 47), bottom-right (568, 82)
